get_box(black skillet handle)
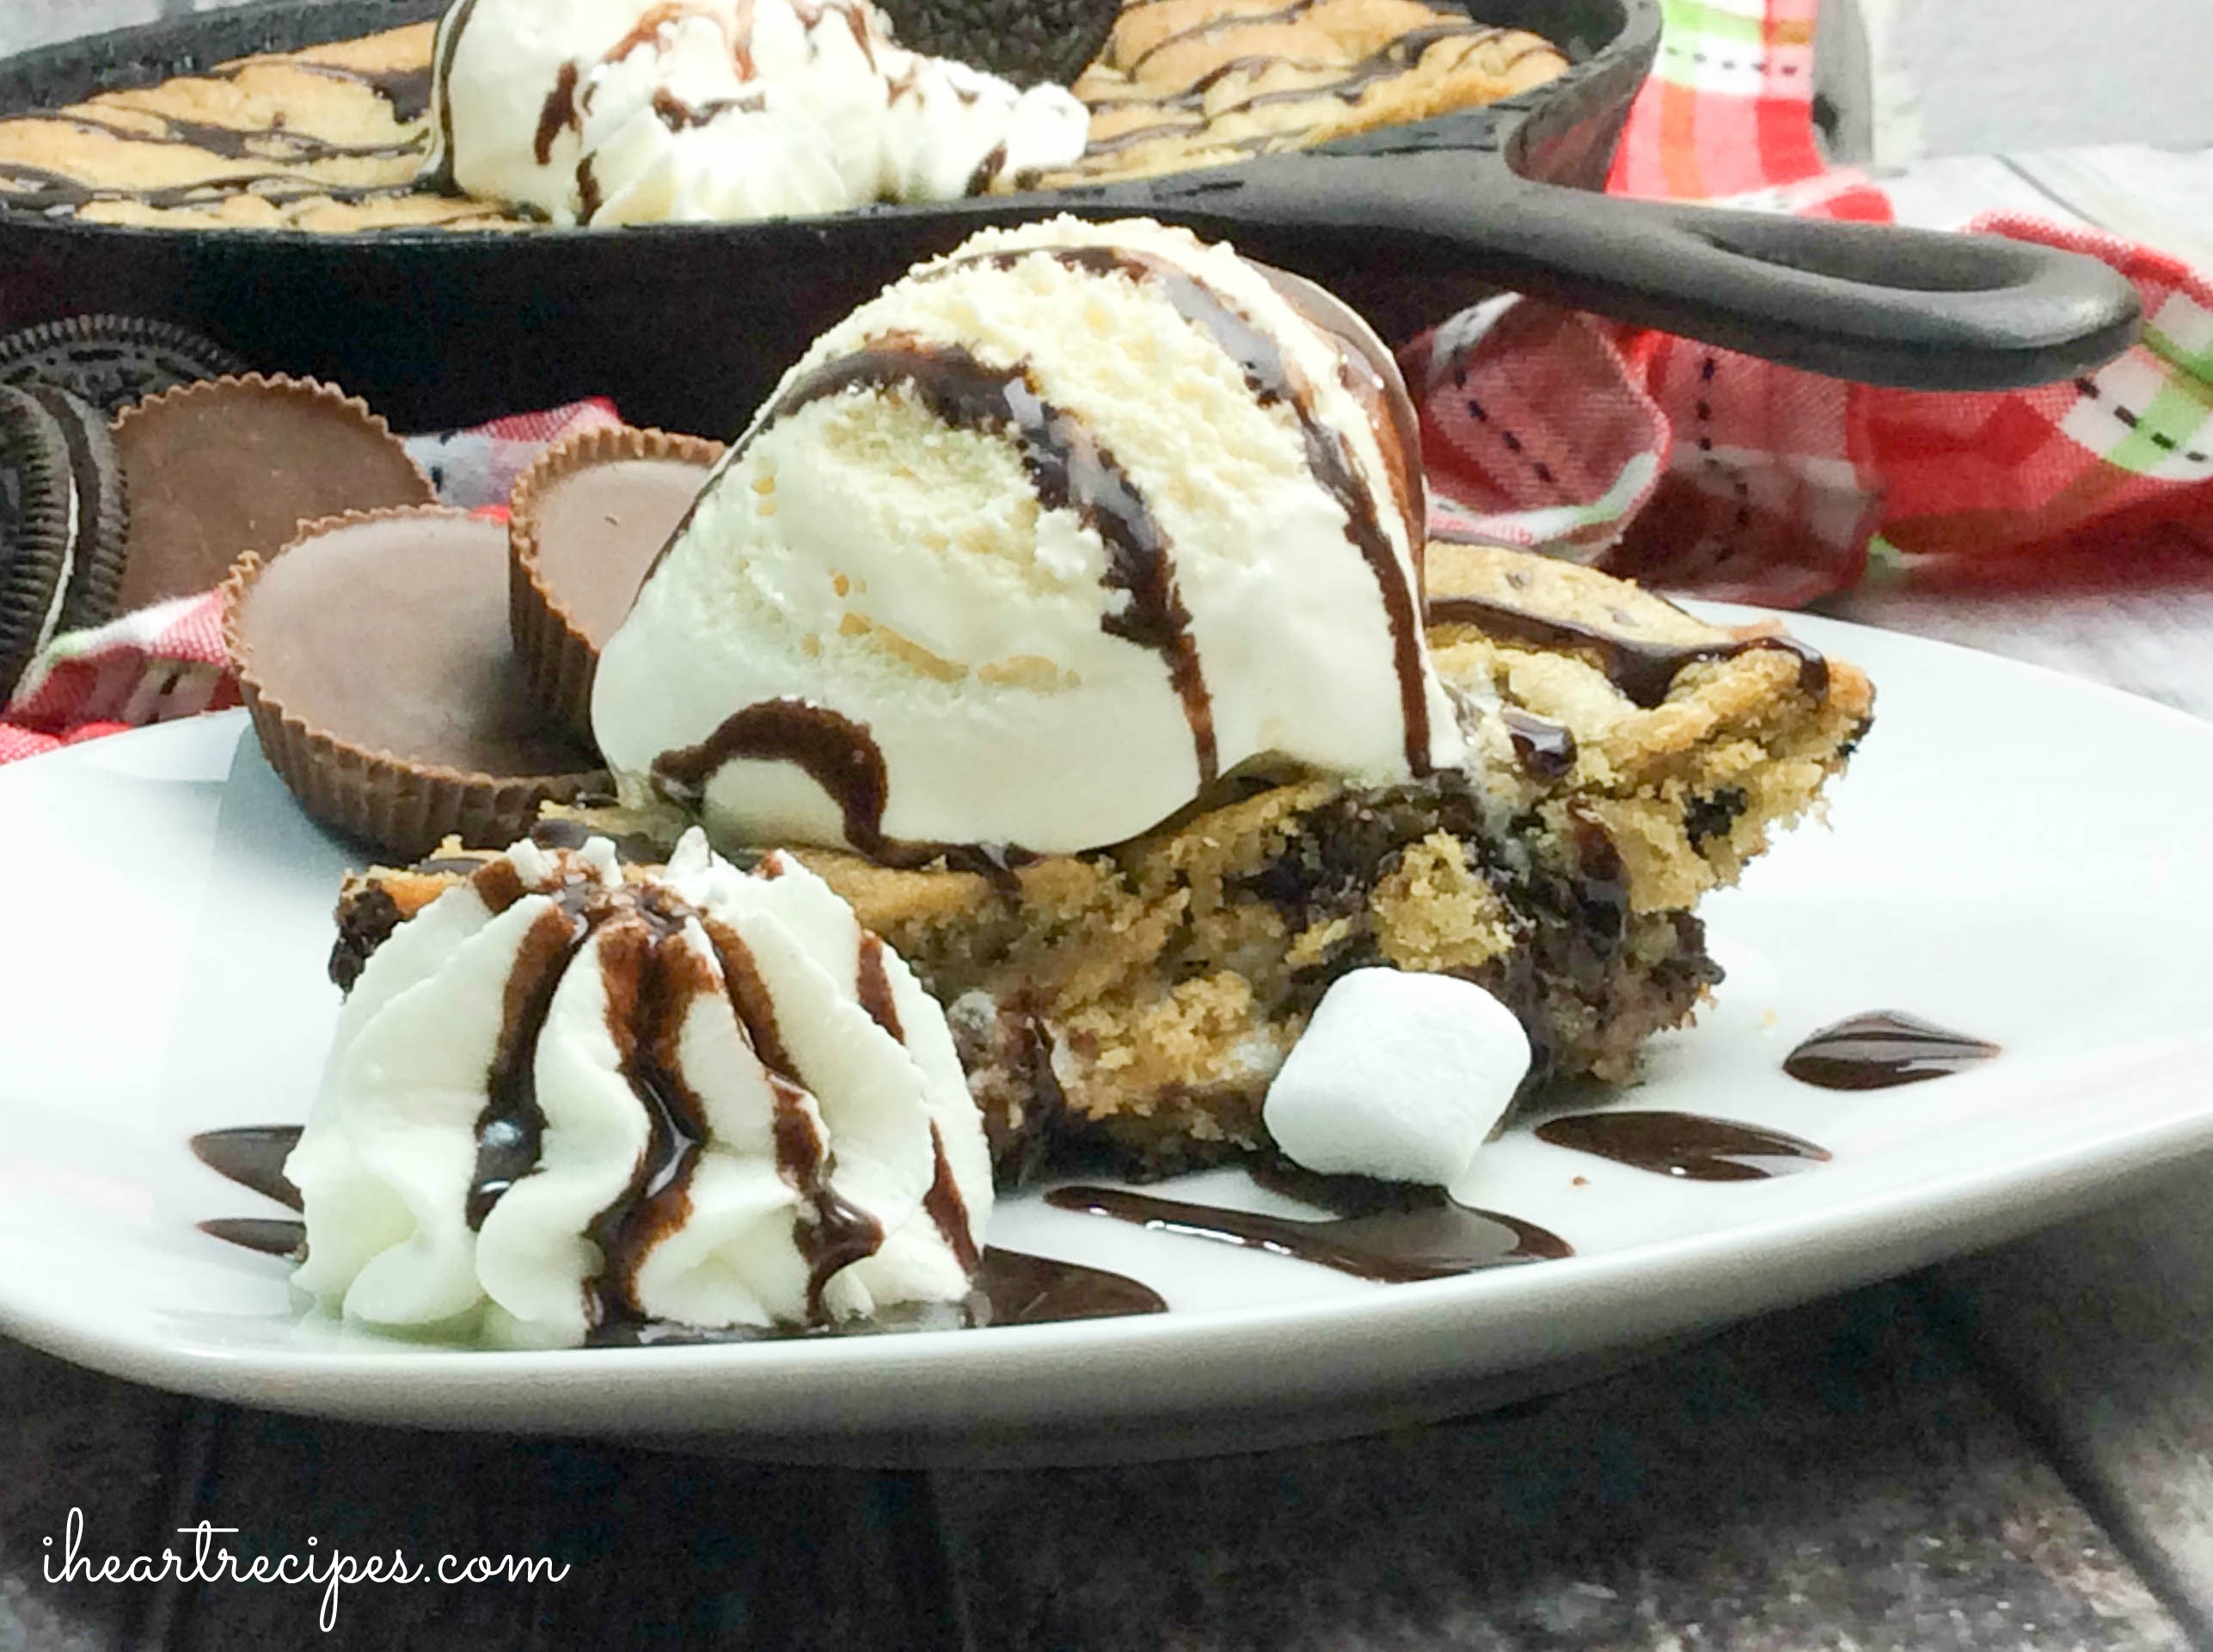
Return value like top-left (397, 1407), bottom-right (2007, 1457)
top-left (1119, 157), bottom-right (2142, 390)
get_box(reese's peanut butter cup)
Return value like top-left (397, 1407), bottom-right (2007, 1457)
top-left (223, 506), bottom-right (607, 858)
top-left (114, 374), bottom-right (434, 614)
top-left (508, 423), bottom-right (723, 745)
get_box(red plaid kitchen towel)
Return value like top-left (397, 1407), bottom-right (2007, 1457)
top-left (1417, 0), bottom-right (2212, 604)
top-left (0, 398), bottom-right (621, 762)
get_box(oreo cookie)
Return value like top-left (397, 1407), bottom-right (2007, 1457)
top-left (0, 386), bottom-right (84, 701)
top-left (0, 315), bottom-right (247, 419)
top-left (29, 388), bottom-right (130, 635)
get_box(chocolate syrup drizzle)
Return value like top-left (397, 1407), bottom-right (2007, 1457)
top-left (971, 1247), bottom-right (1167, 1323)
top-left (26, 109), bottom-right (423, 168)
top-left (650, 324), bottom-right (1431, 864)
top-left (0, 21), bottom-right (454, 218)
top-left (1045, 1182), bottom-right (1568, 1281)
top-left (1425, 594), bottom-right (1830, 710)
top-left (1534, 1111), bottom-right (1831, 1182)
top-left (651, 699), bottom-right (1038, 883)
top-left (924, 247), bottom-right (1434, 772)
top-left (197, 1217), bottom-right (307, 1258)
top-left (805, 337), bottom-right (1214, 780)
top-left (189, 1125), bottom-right (1159, 1331)
top-left (424, 0), bottom-right (483, 193)
top-left (291, 60), bottom-right (437, 124)
top-left (1080, 5), bottom-right (1553, 162)
top-left (190, 1126), bottom-right (304, 1211)
top-left (190, 1126), bottom-right (307, 1257)
top-left (1784, 1012), bottom-right (2001, 1091)
top-left (439, 851), bottom-right (898, 1329)
top-left (534, 62), bottom-right (581, 165)
top-left (0, 162), bottom-right (459, 217)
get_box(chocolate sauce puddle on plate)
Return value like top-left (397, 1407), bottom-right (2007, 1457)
top-left (973, 1247), bottom-right (1168, 1323)
top-left (189, 1125), bottom-right (303, 1209)
top-left (191, 1124), bottom-right (1164, 1332)
top-left (1045, 1182), bottom-right (1568, 1281)
top-left (1784, 1011), bottom-right (2002, 1090)
top-left (1535, 1111), bottom-right (1830, 1182)
top-left (198, 1217), bottom-right (306, 1259)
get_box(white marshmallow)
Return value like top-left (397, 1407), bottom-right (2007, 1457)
top-left (1264, 969), bottom-right (1531, 1187)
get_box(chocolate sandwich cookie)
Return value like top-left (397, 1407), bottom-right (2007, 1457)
top-left (30, 388), bottom-right (131, 634)
top-left (0, 386), bottom-right (78, 701)
top-left (508, 424), bottom-right (723, 745)
top-left (222, 507), bottom-right (607, 858)
top-left (0, 315), bottom-right (246, 418)
top-left (113, 374), bottom-right (435, 615)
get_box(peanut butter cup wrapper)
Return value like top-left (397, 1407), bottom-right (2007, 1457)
top-left (223, 506), bottom-right (609, 860)
top-left (112, 373), bottom-right (435, 615)
top-left (509, 424), bottom-right (724, 746)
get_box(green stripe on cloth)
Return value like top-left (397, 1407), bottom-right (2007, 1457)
top-left (1658, 0), bottom-right (1766, 48)
top-left (2106, 373), bottom-right (2213, 475)
top-left (2146, 323), bottom-right (2213, 386)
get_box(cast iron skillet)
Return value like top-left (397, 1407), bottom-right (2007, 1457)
top-left (0, 0), bottom-right (2140, 435)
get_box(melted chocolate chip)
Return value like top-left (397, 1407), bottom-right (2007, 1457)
top-left (1535, 1111), bottom-right (1830, 1181)
top-left (1784, 1012), bottom-right (2001, 1091)
top-left (1045, 1184), bottom-right (1568, 1282)
top-left (1502, 707), bottom-right (1576, 779)
top-left (1682, 786), bottom-right (1748, 849)
top-left (328, 884), bottom-right (405, 992)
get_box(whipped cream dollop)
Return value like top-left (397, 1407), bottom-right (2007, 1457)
top-left (286, 829), bottom-right (991, 1346)
top-left (422, 0), bottom-right (1090, 224)
top-left (592, 217), bottom-right (1467, 860)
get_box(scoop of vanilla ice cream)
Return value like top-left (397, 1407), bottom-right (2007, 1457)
top-left (422, 0), bottom-right (1089, 225)
top-left (591, 217), bottom-right (1466, 860)
top-left (285, 830), bottom-right (990, 1346)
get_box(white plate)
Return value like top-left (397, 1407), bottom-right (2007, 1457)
top-left (3, 611), bottom-right (2212, 1467)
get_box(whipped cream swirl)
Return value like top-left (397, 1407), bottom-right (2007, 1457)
top-left (287, 829), bottom-right (990, 1346)
top-left (422, 0), bottom-right (1090, 224)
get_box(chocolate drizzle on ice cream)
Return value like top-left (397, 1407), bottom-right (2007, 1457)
top-left (597, 217), bottom-right (1462, 864)
top-left (420, 0), bottom-right (1090, 224)
top-left (925, 248), bottom-right (1434, 773)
